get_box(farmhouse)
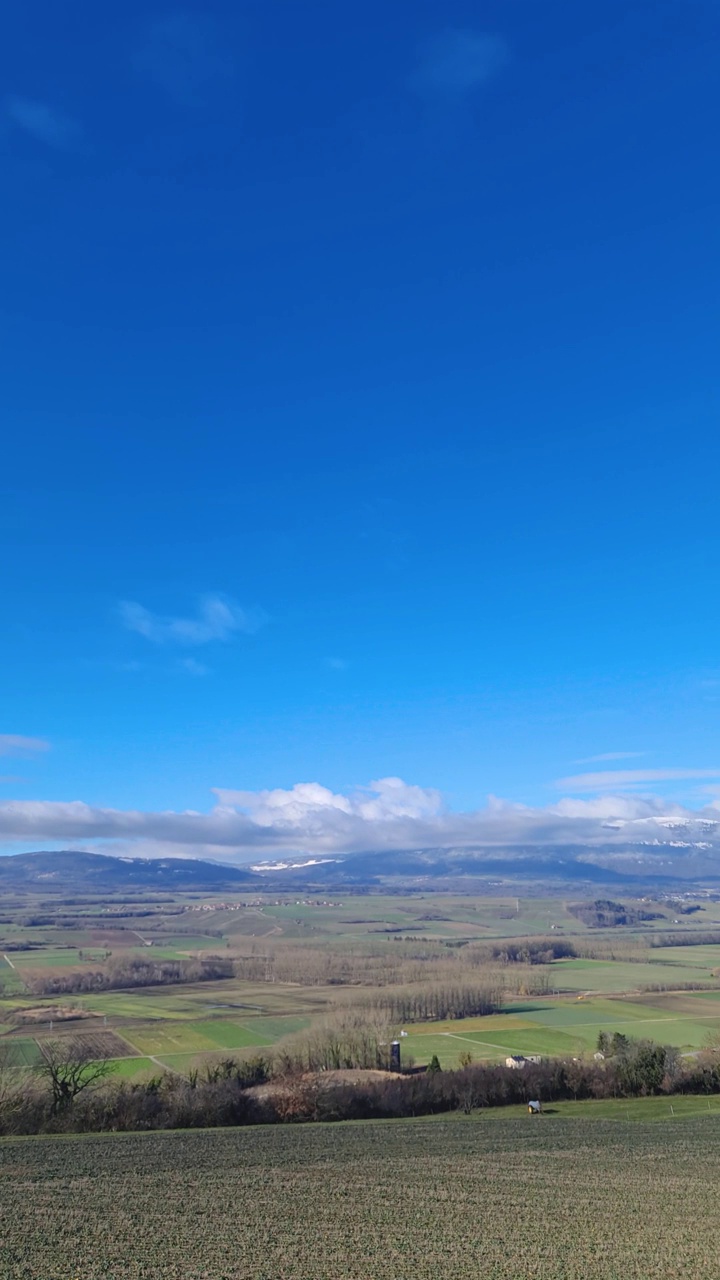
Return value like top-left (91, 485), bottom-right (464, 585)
top-left (506, 1056), bottom-right (526, 1069)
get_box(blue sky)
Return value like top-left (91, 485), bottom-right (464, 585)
top-left (2, 0), bottom-right (720, 859)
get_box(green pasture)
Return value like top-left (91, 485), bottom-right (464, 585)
top-left (10, 948), bottom-right (109, 969)
top-left (649, 944), bottom-right (720, 969)
top-left (243, 1015), bottom-right (310, 1038)
top-left (153, 1048), bottom-right (270, 1073)
top-left (191, 1020), bottom-right (273, 1049)
top-left (106, 1056), bottom-right (156, 1079)
top-left (0, 957), bottom-right (25, 994)
top-left (122, 1016), bottom-right (287, 1057)
top-left (404, 992), bottom-right (720, 1066)
top-left (122, 1023), bottom-right (228, 1055)
top-left (0, 1038), bottom-right (42, 1067)
top-left (547, 956), bottom-right (718, 992)
top-left (77, 979), bottom-right (341, 1024)
top-left (482, 1094), bottom-right (720, 1122)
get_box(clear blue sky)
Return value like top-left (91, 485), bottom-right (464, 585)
top-left (2, 1), bottom-right (720, 858)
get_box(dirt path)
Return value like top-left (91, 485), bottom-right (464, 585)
top-left (148, 1054), bottom-right (184, 1075)
top-left (247, 908), bottom-right (284, 938)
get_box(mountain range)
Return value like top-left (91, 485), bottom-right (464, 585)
top-left (3, 822), bottom-right (720, 896)
top-left (0, 850), bottom-right (258, 893)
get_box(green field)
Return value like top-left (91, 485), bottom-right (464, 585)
top-left (403, 990), bottom-right (720, 1067)
top-left (122, 1018), bottom-right (274, 1056)
top-left (483, 1094), bottom-right (720, 1121)
top-left (4, 888), bottom-right (720, 1089)
top-left (106, 1056), bottom-right (156, 1079)
top-left (10, 948), bottom-right (110, 969)
top-left (3, 1113), bottom-right (720, 1278)
top-left (545, 955), bottom-right (720, 991)
top-left (0, 1037), bottom-right (42, 1067)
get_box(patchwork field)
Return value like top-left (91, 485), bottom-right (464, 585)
top-left (3, 1111), bottom-right (720, 1278)
top-left (403, 990), bottom-right (720, 1067)
top-left (122, 1018), bottom-right (274, 1056)
top-left (5, 890), bottom-right (720, 1083)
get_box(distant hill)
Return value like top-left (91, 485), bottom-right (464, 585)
top-left (251, 842), bottom-right (720, 890)
top-left (0, 850), bottom-right (260, 893)
top-left (4, 837), bottom-right (720, 897)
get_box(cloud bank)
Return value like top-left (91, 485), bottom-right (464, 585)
top-left (0, 776), bottom-right (718, 864)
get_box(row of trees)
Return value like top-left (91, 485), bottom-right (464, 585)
top-left (24, 955), bottom-right (233, 997)
top-left (232, 942), bottom-right (558, 998)
top-left (567, 899), bottom-right (664, 928)
top-left (1, 1033), bottom-right (717, 1136)
top-left (358, 982), bottom-right (502, 1024)
top-left (488, 941), bottom-right (577, 965)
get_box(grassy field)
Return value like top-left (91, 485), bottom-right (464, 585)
top-left (483, 1094), bottom-right (720, 1121)
top-left (122, 1018), bottom-right (273, 1056)
top-left (402, 990), bottom-right (720, 1067)
top-left (3, 1112), bottom-right (720, 1278)
top-left (106, 1056), bottom-right (156, 1079)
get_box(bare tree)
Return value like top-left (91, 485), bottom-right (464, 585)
top-left (36, 1038), bottom-right (113, 1115)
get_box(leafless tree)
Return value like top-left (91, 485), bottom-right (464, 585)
top-left (36, 1038), bottom-right (113, 1115)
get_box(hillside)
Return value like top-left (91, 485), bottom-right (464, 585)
top-left (0, 850), bottom-right (259, 893)
top-left (2, 1115), bottom-right (719, 1278)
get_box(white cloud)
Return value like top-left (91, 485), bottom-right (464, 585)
top-left (0, 735), bottom-right (50, 758)
top-left (412, 30), bottom-right (509, 95)
top-left (556, 768), bottom-right (720, 791)
top-left (7, 97), bottom-right (81, 149)
top-left (1, 776), bottom-right (718, 863)
top-left (574, 752), bottom-right (646, 764)
top-left (119, 594), bottom-right (265, 646)
top-left (214, 777), bottom-right (443, 828)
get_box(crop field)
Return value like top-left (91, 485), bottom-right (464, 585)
top-left (483, 1094), bottom-right (720, 1121)
top-left (141, 934), bottom-right (229, 951)
top-left (106, 1056), bottom-right (156, 1078)
top-left (544, 955), bottom-right (720, 991)
top-left (122, 1018), bottom-right (273, 1056)
top-left (0, 1037), bottom-right (42, 1067)
top-left (3, 1114), bottom-right (720, 1278)
top-left (9, 948), bottom-right (110, 970)
top-left (403, 991), bottom-right (720, 1066)
top-left (73, 979), bottom-right (344, 1022)
top-left (0, 957), bottom-right (25, 995)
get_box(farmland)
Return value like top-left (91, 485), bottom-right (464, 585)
top-left (2, 1111), bottom-right (720, 1278)
top-left (403, 990), bottom-right (720, 1067)
top-left (4, 886), bottom-right (720, 1080)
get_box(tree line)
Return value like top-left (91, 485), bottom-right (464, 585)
top-left (24, 955), bottom-right (233, 997)
top-left (1, 1032), bottom-right (718, 1136)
